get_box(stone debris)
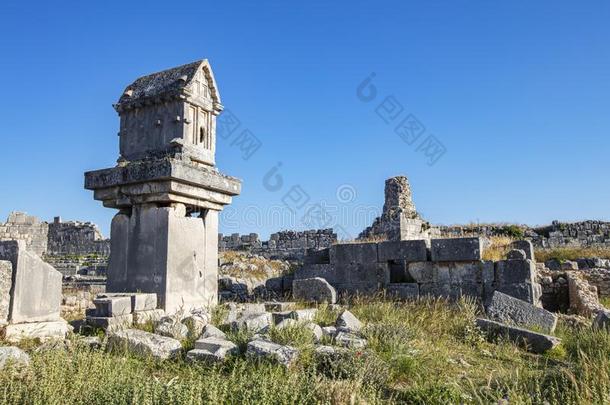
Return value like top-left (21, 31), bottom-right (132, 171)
top-left (187, 337), bottom-right (238, 363)
top-left (87, 314), bottom-right (133, 332)
top-left (155, 318), bottom-right (189, 340)
top-left (305, 322), bottom-right (324, 342)
top-left (107, 329), bottom-right (182, 360)
top-left (4, 320), bottom-right (73, 343)
top-left (334, 331), bottom-right (367, 348)
top-left (246, 339), bottom-right (299, 367)
top-left (292, 277), bottom-right (337, 304)
top-left (290, 309), bottom-right (318, 322)
top-left (133, 309), bottom-right (165, 326)
top-left (275, 318), bottom-right (298, 330)
top-left (336, 310), bottom-right (362, 333)
top-left (567, 272), bottom-right (605, 318)
top-left (264, 302), bottom-right (296, 312)
top-left (322, 326), bottom-right (338, 338)
top-left (93, 296), bottom-right (132, 317)
top-left (486, 291), bottom-right (558, 333)
top-left (182, 312), bottom-right (210, 339)
top-left (592, 309), bottom-right (610, 330)
top-left (200, 324), bottom-right (227, 339)
top-left (0, 346), bottom-right (30, 369)
top-left (476, 318), bottom-right (561, 354)
top-left (231, 312), bottom-right (273, 333)
top-left (511, 240), bottom-right (534, 260)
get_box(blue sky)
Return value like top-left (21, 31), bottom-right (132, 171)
top-left (0, 1), bottom-right (608, 239)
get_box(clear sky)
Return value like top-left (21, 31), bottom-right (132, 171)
top-left (1, 1), bottom-right (608, 239)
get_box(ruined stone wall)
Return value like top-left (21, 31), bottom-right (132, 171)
top-left (295, 237), bottom-right (542, 305)
top-left (439, 220), bottom-right (610, 249)
top-left (0, 212), bottom-right (48, 256)
top-left (47, 218), bottom-right (110, 255)
top-left (219, 229), bottom-right (337, 260)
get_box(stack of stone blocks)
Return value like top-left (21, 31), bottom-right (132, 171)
top-left (0, 240), bottom-right (71, 341)
top-left (87, 292), bottom-right (162, 330)
top-left (296, 237), bottom-right (541, 305)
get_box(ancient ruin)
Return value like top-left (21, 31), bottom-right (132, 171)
top-left (84, 60), bottom-right (241, 313)
top-left (358, 176), bottom-right (439, 241)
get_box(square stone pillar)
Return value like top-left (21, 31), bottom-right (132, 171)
top-left (107, 203), bottom-right (220, 313)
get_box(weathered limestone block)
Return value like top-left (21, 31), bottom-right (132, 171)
top-left (133, 309), bottom-right (165, 325)
top-left (487, 291), bottom-right (558, 333)
top-left (0, 260), bottom-right (11, 324)
top-left (386, 283), bottom-right (419, 299)
top-left (407, 262), bottom-right (435, 283)
top-left (200, 324), bottom-right (226, 339)
top-left (511, 240), bottom-right (535, 260)
top-left (107, 329), bottom-right (182, 360)
top-left (93, 296), bottom-right (132, 317)
top-left (305, 323), bottom-right (323, 342)
top-left (106, 205), bottom-right (220, 313)
top-left (430, 237), bottom-right (482, 262)
top-left (231, 312), bottom-right (272, 332)
top-left (330, 243), bottom-right (378, 264)
top-left (335, 331), bottom-right (367, 348)
top-left (290, 309), bottom-right (318, 322)
top-left (87, 314), bottom-right (134, 331)
top-left (264, 302), bottom-right (296, 312)
top-left (246, 339), bottom-right (299, 367)
top-left (333, 262), bottom-right (389, 293)
top-left (336, 310), bottom-right (362, 332)
top-left (0, 240), bottom-right (62, 323)
top-left (476, 318), bottom-right (561, 354)
top-left (193, 337), bottom-right (238, 358)
top-left (494, 259), bottom-right (540, 304)
top-left (0, 347), bottom-right (30, 369)
top-left (4, 320), bottom-right (72, 343)
top-left (292, 277), bottom-right (337, 303)
top-left (377, 240), bottom-right (428, 262)
top-left (155, 319), bottom-right (189, 340)
top-left (506, 249), bottom-right (527, 260)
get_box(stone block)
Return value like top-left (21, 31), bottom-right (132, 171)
top-left (487, 291), bottom-right (557, 333)
top-left (407, 262), bottom-right (435, 283)
top-left (292, 277), bottom-right (337, 303)
top-left (304, 248), bottom-right (330, 264)
top-left (0, 260), bottom-right (11, 324)
top-left (4, 320), bottom-right (72, 343)
top-left (430, 237), bottom-right (482, 262)
top-left (290, 308), bottom-right (318, 322)
top-left (507, 249), bottom-right (527, 260)
top-left (87, 314), bottom-right (133, 331)
top-left (0, 241), bottom-right (62, 323)
top-left (294, 264), bottom-right (336, 284)
top-left (0, 347), bottom-right (30, 369)
top-left (593, 310), bottom-right (610, 330)
top-left (246, 339), bottom-right (299, 367)
top-left (231, 312), bottom-right (272, 333)
top-left (132, 309), bottom-right (165, 326)
top-left (107, 329), bottom-right (182, 360)
top-left (495, 259), bottom-right (536, 285)
top-left (476, 318), bottom-right (561, 354)
top-left (330, 243), bottom-right (378, 264)
top-left (93, 296), bottom-right (132, 317)
top-left (386, 283), bottom-right (419, 300)
top-left (336, 310), bottom-right (362, 332)
top-left (495, 283), bottom-right (539, 304)
top-left (511, 240), bottom-right (534, 260)
top-left (155, 319), bottom-right (189, 340)
top-left (335, 331), bottom-right (367, 348)
top-left (264, 302), bottom-right (296, 312)
top-left (194, 337), bottom-right (238, 355)
top-left (201, 324), bottom-right (226, 339)
top-left (377, 240), bottom-right (428, 262)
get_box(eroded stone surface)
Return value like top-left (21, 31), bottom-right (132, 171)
top-left (107, 329), bottom-right (182, 359)
top-left (487, 291), bottom-right (557, 333)
top-left (0, 347), bottom-right (30, 369)
top-left (476, 318), bottom-right (561, 354)
top-left (336, 310), bottom-right (362, 333)
top-left (246, 339), bottom-right (299, 367)
top-left (292, 277), bottom-right (337, 304)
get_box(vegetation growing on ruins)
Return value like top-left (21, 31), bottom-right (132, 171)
top-left (1, 297), bottom-right (610, 404)
top-left (535, 247), bottom-right (610, 263)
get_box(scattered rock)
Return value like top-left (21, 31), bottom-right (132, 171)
top-left (321, 326), bottom-right (337, 338)
top-left (335, 331), bottom-right (367, 348)
top-left (476, 318), bottom-right (561, 354)
top-left (0, 347), bottom-right (30, 369)
top-left (155, 319), bottom-right (189, 340)
top-left (336, 310), bottom-right (362, 333)
top-left (182, 312), bottom-right (209, 339)
top-left (290, 309), bottom-right (317, 322)
top-left (231, 312), bottom-right (272, 333)
top-left (246, 339), bottom-right (299, 367)
top-left (305, 323), bottom-right (323, 342)
top-left (276, 318), bottom-right (298, 329)
top-left (593, 309), bottom-right (610, 330)
top-left (486, 291), bottom-right (558, 333)
top-left (107, 329), bottom-right (182, 360)
top-left (187, 337), bottom-right (238, 363)
top-left (200, 324), bottom-right (226, 339)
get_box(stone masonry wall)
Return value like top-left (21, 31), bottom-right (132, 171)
top-left (439, 220), bottom-right (610, 249)
top-left (0, 212), bottom-right (48, 256)
top-left (295, 237), bottom-right (542, 305)
top-left (219, 229), bottom-right (337, 260)
top-left (47, 217), bottom-right (110, 255)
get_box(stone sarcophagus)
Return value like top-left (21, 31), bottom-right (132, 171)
top-left (85, 60), bottom-right (241, 313)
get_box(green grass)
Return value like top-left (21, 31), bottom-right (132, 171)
top-left (535, 247), bottom-right (610, 263)
top-left (2, 297), bottom-right (610, 404)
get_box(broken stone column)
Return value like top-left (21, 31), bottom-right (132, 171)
top-left (0, 240), bottom-right (71, 341)
top-left (85, 60), bottom-right (241, 314)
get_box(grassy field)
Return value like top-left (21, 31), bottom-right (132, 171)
top-left (1, 297), bottom-right (609, 404)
